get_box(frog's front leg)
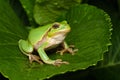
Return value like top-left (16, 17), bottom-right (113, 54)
top-left (57, 41), bottom-right (78, 55)
top-left (37, 47), bottom-right (69, 66)
top-left (19, 39), bottom-right (43, 64)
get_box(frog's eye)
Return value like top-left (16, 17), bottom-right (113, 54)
top-left (52, 23), bottom-right (60, 29)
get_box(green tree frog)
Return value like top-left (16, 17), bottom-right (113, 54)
top-left (18, 21), bottom-right (75, 66)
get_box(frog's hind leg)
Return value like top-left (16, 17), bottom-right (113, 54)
top-left (19, 39), bottom-right (43, 64)
top-left (57, 41), bottom-right (78, 55)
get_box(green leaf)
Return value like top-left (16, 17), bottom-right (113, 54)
top-left (19, 0), bottom-right (81, 25)
top-left (34, 0), bottom-right (81, 25)
top-left (19, 0), bottom-right (35, 24)
top-left (66, 4), bottom-right (112, 56)
top-left (0, 1), bottom-right (112, 80)
top-left (0, 0), bottom-right (28, 79)
top-left (90, 5), bottom-right (120, 80)
top-left (103, 16), bottom-right (120, 65)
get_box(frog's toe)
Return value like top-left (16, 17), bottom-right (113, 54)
top-left (69, 45), bottom-right (75, 48)
top-left (53, 59), bottom-right (69, 66)
top-left (28, 54), bottom-right (43, 64)
top-left (68, 48), bottom-right (78, 55)
top-left (57, 48), bottom-right (78, 55)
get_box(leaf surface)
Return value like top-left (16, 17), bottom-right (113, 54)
top-left (19, 0), bottom-right (35, 24)
top-left (34, 0), bottom-right (81, 25)
top-left (0, 1), bottom-right (112, 80)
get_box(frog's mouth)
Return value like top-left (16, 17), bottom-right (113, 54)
top-left (61, 27), bottom-right (71, 33)
top-left (56, 29), bottom-right (70, 34)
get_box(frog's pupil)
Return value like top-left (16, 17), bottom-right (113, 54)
top-left (52, 23), bottom-right (60, 29)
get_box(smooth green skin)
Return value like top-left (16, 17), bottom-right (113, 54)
top-left (18, 21), bottom-right (71, 65)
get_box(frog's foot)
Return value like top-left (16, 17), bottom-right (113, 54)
top-left (57, 47), bottom-right (78, 55)
top-left (28, 54), bottom-right (43, 64)
top-left (53, 59), bottom-right (69, 66)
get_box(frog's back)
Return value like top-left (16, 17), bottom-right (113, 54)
top-left (28, 24), bottom-right (52, 45)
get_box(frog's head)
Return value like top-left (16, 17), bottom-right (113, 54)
top-left (48, 21), bottom-right (71, 37)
